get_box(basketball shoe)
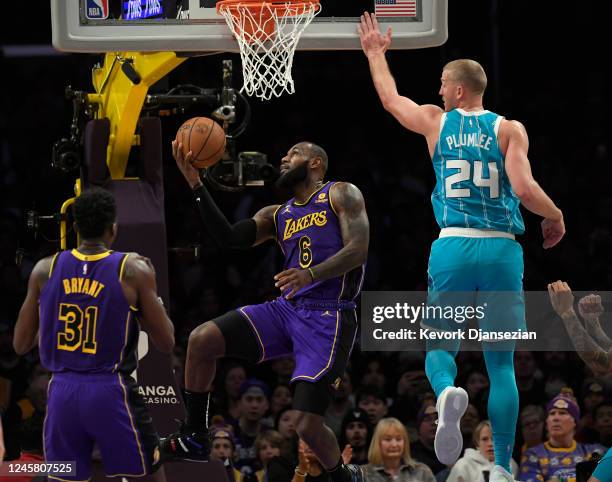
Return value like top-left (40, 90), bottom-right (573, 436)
top-left (490, 465), bottom-right (514, 482)
top-left (160, 421), bottom-right (211, 462)
top-left (434, 386), bottom-right (469, 465)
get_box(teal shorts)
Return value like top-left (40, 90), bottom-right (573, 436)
top-left (424, 233), bottom-right (525, 335)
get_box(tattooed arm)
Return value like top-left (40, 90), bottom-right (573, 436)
top-left (548, 280), bottom-right (611, 377)
top-left (578, 294), bottom-right (611, 351)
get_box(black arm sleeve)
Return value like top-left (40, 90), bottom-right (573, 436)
top-left (192, 184), bottom-right (257, 249)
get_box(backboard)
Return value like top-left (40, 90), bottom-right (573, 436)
top-left (51, 0), bottom-right (447, 53)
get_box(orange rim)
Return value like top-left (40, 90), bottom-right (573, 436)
top-left (216, 0), bottom-right (320, 16)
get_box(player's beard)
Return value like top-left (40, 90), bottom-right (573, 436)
top-left (275, 161), bottom-right (309, 189)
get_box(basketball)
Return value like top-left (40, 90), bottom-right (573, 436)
top-left (175, 117), bottom-right (226, 168)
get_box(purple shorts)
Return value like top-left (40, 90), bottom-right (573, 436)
top-left (44, 372), bottom-right (159, 481)
top-left (238, 297), bottom-right (357, 383)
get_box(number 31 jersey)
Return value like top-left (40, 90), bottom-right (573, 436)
top-left (431, 108), bottom-right (525, 234)
top-left (274, 181), bottom-right (365, 302)
top-left (38, 250), bottom-right (139, 374)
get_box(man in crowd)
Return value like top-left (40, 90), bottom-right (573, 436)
top-left (356, 386), bottom-right (388, 427)
top-left (339, 410), bottom-right (372, 466)
top-left (410, 402), bottom-right (447, 476)
top-left (519, 391), bottom-right (605, 481)
top-left (231, 379), bottom-right (271, 478)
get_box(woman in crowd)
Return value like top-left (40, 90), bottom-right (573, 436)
top-left (362, 417), bottom-right (436, 482)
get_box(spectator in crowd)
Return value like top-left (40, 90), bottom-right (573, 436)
top-left (264, 383), bottom-right (292, 428)
top-left (576, 379), bottom-right (606, 443)
top-left (541, 353), bottom-right (573, 400)
top-left (360, 356), bottom-right (387, 390)
top-left (389, 361), bottom-right (429, 427)
top-left (513, 352), bottom-right (545, 410)
top-left (231, 378), bottom-right (272, 477)
top-left (276, 407), bottom-right (300, 442)
top-left (255, 430), bottom-right (292, 482)
top-left (514, 405), bottom-right (546, 462)
top-left (270, 357), bottom-right (296, 387)
top-left (338, 410), bottom-right (372, 465)
top-left (518, 390), bottom-right (605, 481)
top-left (410, 402), bottom-right (446, 476)
top-left (447, 420), bottom-right (518, 482)
top-left (460, 403), bottom-right (481, 450)
top-left (270, 384), bottom-right (293, 415)
top-left (218, 362), bottom-right (248, 423)
top-left (291, 439), bottom-right (332, 482)
top-left (210, 427), bottom-right (242, 482)
top-left (362, 417), bottom-right (435, 481)
top-left (324, 371), bottom-right (354, 439)
top-left (593, 400), bottom-right (612, 447)
top-left (465, 369), bottom-right (489, 402)
top-left (356, 385), bottom-right (389, 426)
top-left (583, 380), bottom-right (606, 415)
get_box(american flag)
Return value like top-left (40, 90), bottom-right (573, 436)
top-left (374, 0), bottom-right (417, 17)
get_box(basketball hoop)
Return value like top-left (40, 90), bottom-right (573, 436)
top-left (217, 0), bottom-right (321, 100)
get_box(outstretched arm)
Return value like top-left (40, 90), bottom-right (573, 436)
top-left (13, 257), bottom-right (52, 355)
top-left (502, 120), bottom-right (565, 249)
top-left (578, 294), bottom-right (611, 351)
top-left (358, 12), bottom-right (442, 138)
top-left (173, 140), bottom-right (277, 248)
top-left (548, 281), bottom-right (611, 377)
top-left (274, 182), bottom-right (369, 299)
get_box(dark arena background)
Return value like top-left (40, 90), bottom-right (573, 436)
top-left (1, 1), bottom-right (611, 482)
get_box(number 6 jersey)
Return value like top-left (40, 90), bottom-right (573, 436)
top-left (38, 250), bottom-right (139, 374)
top-left (274, 181), bottom-right (365, 302)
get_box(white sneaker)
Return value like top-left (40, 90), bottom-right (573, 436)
top-left (490, 465), bottom-right (514, 482)
top-left (434, 386), bottom-right (469, 465)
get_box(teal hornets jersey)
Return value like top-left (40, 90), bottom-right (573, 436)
top-left (431, 109), bottom-right (525, 234)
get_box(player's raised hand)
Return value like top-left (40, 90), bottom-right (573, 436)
top-left (358, 12), bottom-right (392, 58)
top-left (579, 294), bottom-right (604, 321)
top-left (172, 140), bottom-right (201, 189)
top-left (541, 214), bottom-right (565, 249)
top-left (548, 280), bottom-right (575, 318)
top-left (274, 268), bottom-right (313, 299)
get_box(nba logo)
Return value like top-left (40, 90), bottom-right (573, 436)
top-left (86, 0), bottom-right (109, 20)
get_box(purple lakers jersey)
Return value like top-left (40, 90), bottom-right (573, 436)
top-left (275, 181), bottom-right (365, 301)
top-left (38, 250), bottom-right (139, 374)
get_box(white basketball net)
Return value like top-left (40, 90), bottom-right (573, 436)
top-left (218, 2), bottom-right (320, 101)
